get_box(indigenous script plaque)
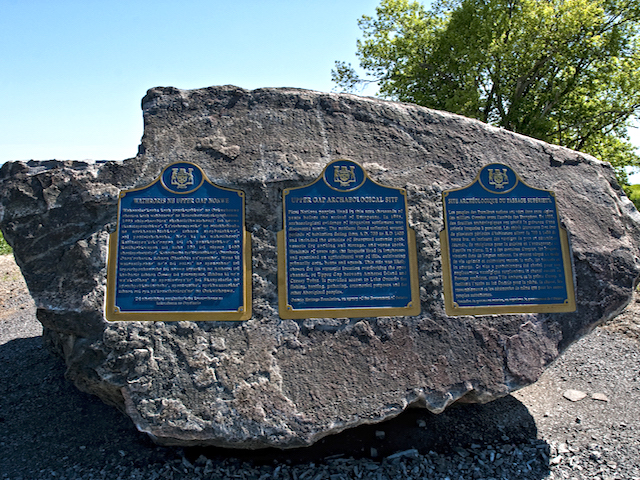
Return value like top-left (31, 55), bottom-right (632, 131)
top-left (106, 162), bottom-right (251, 321)
top-left (440, 163), bottom-right (575, 315)
top-left (278, 159), bottom-right (420, 319)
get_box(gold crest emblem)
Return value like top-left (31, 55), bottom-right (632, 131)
top-left (488, 168), bottom-right (509, 189)
top-left (171, 167), bottom-right (195, 189)
top-left (334, 165), bottom-right (356, 187)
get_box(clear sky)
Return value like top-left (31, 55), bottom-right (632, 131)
top-left (0, 0), bottom-right (381, 163)
top-left (2, 0), bottom-right (639, 181)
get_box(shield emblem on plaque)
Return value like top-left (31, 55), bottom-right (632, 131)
top-left (488, 168), bottom-right (509, 189)
top-left (171, 167), bottom-right (195, 189)
top-left (334, 165), bottom-right (356, 187)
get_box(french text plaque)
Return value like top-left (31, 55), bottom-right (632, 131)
top-left (106, 162), bottom-right (251, 321)
top-left (440, 163), bottom-right (575, 315)
top-left (278, 159), bottom-right (420, 319)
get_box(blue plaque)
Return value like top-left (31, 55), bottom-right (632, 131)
top-left (278, 159), bottom-right (420, 319)
top-left (106, 162), bottom-right (251, 321)
top-left (441, 163), bottom-right (575, 315)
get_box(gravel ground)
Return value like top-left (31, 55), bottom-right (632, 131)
top-left (1, 253), bottom-right (639, 480)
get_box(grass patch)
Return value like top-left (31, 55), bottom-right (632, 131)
top-left (0, 231), bottom-right (12, 255)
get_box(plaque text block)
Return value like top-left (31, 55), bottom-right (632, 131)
top-left (441, 163), bottom-right (575, 315)
top-left (278, 159), bottom-right (420, 319)
top-left (106, 162), bottom-right (251, 321)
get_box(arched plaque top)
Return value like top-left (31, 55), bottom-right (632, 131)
top-left (160, 161), bottom-right (206, 195)
top-left (322, 159), bottom-right (367, 192)
top-left (477, 163), bottom-right (520, 194)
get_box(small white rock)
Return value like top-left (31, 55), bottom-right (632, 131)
top-left (591, 392), bottom-right (609, 402)
top-left (563, 389), bottom-right (588, 402)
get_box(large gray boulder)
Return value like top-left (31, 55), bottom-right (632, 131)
top-left (1, 86), bottom-right (639, 448)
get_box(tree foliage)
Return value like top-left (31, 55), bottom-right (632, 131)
top-left (625, 183), bottom-right (640, 209)
top-left (333, 0), bottom-right (640, 183)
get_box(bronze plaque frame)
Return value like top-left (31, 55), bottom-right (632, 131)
top-left (278, 159), bottom-right (420, 319)
top-left (105, 162), bottom-right (251, 321)
top-left (440, 163), bottom-right (576, 316)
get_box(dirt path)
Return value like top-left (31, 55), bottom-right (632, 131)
top-left (0, 254), bottom-right (39, 340)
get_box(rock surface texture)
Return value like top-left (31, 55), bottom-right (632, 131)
top-left (1, 86), bottom-right (639, 448)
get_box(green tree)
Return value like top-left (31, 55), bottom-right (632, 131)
top-left (333, 0), bottom-right (640, 184)
top-left (626, 183), bottom-right (640, 209)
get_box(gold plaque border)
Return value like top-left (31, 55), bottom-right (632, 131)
top-left (277, 159), bottom-right (421, 320)
top-left (440, 165), bottom-right (576, 316)
top-left (105, 162), bottom-right (252, 322)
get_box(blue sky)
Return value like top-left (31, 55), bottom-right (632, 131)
top-left (1, 0), bottom-right (380, 163)
top-left (2, 0), bottom-right (639, 180)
